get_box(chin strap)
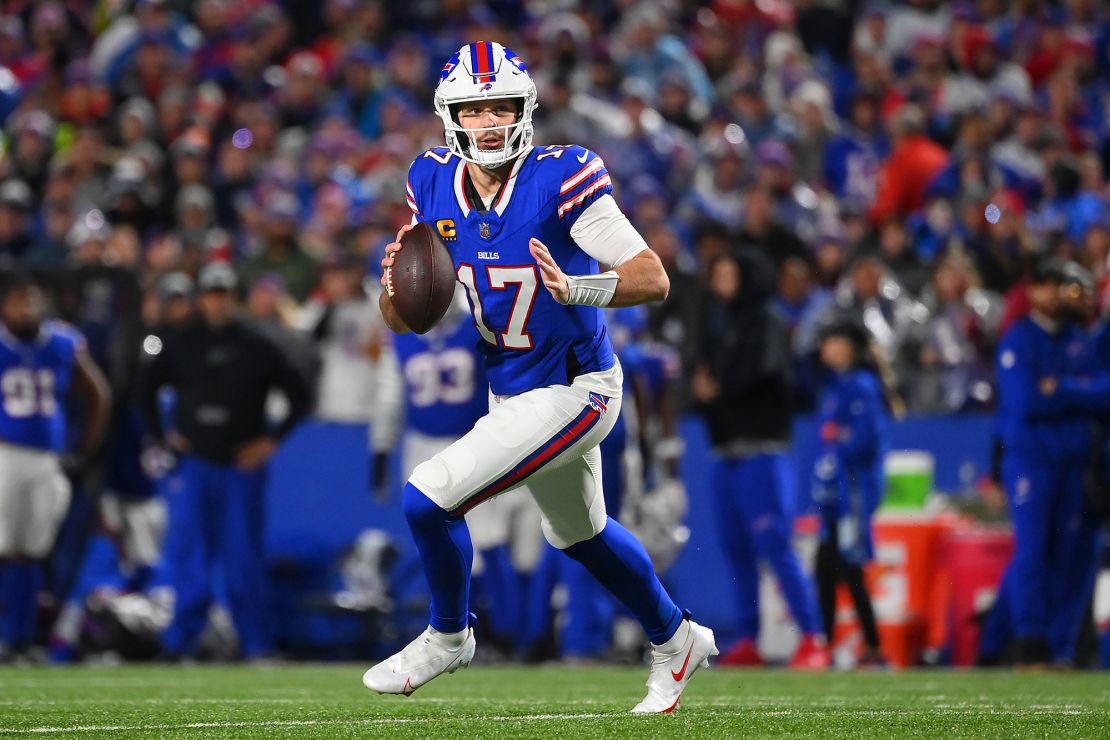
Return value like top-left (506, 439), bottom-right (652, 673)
top-left (564, 270), bottom-right (619, 307)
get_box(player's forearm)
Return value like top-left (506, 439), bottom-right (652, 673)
top-left (379, 290), bottom-right (412, 334)
top-left (74, 353), bottom-right (112, 456)
top-left (609, 250), bottom-right (670, 307)
top-left (80, 399), bottom-right (110, 457)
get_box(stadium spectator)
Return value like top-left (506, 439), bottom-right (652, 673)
top-left (823, 88), bottom-right (889, 207)
top-left (0, 180), bottom-right (36, 262)
top-left (736, 184), bottom-right (809, 272)
top-left (914, 251), bottom-right (1003, 412)
top-left (875, 216), bottom-right (928, 295)
top-left (239, 192), bottom-right (319, 302)
top-left (301, 256), bottom-right (383, 424)
top-left (615, 4), bottom-right (713, 113)
top-left (869, 105), bottom-right (949, 225)
top-left (244, 273), bottom-right (319, 390)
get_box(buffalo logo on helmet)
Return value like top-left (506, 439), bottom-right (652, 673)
top-left (505, 51), bottom-right (527, 73)
top-left (440, 52), bottom-right (461, 82)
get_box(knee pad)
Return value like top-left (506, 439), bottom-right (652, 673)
top-left (410, 445), bottom-right (478, 510)
top-left (540, 509), bottom-right (606, 550)
top-left (409, 458), bottom-right (453, 501)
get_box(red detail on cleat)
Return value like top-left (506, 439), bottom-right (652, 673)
top-left (671, 644), bottom-right (694, 682)
top-left (661, 696), bottom-right (682, 714)
top-left (402, 677), bottom-right (415, 695)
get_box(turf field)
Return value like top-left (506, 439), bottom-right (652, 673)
top-left (0, 665), bottom-right (1108, 738)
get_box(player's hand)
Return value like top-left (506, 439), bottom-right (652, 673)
top-left (60, 451), bottom-right (89, 478)
top-left (167, 431), bottom-right (190, 453)
top-left (381, 223), bottom-right (415, 290)
top-left (370, 451), bottom-right (390, 502)
top-left (530, 238), bottom-right (570, 305)
top-left (235, 436), bottom-right (278, 471)
top-left (691, 366), bottom-right (720, 402)
top-left (1039, 376), bottom-right (1058, 396)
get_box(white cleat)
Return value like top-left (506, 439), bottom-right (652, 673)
top-left (362, 626), bottom-right (476, 696)
top-left (631, 620), bottom-right (718, 715)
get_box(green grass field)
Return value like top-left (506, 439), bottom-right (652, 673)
top-left (0, 665), bottom-right (1108, 738)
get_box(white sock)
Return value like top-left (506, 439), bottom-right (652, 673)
top-left (654, 619), bottom-right (691, 652)
top-left (429, 626), bottom-right (468, 648)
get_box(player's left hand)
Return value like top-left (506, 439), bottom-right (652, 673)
top-left (60, 451), bottom-right (88, 478)
top-left (691, 366), bottom-right (720, 403)
top-left (370, 451), bottom-right (391, 502)
top-left (530, 238), bottom-right (570, 305)
top-left (235, 436), bottom-right (278, 471)
top-left (381, 223), bottom-right (415, 290)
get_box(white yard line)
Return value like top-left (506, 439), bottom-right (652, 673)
top-left (0, 698), bottom-right (307, 706)
top-left (2, 705), bottom-right (1104, 734)
top-left (1, 714), bottom-right (617, 734)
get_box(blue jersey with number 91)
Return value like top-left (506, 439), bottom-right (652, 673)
top-left (393, 314), bottom-right (490, 439)
top-left (406, 144), bottom-right (616, 396)
top-left (0, 321), bottom-right (83, 452)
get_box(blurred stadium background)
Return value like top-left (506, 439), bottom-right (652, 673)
top-left (0, 0), bottom-right (1108, 675)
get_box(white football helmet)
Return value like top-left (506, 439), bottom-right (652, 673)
top-left (434, 42), bottom-right (537, 169)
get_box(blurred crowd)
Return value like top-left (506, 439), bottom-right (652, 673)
top-left (0, 0), bottom-right (1108, 414)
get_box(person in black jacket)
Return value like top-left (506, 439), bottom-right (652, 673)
top-left (139, 262), bottom-right (311, 660)
top-left (692, 249), bottom-right (829, 669)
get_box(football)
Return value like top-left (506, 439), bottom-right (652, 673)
top-left (386, 222), bottom-right (456, 334)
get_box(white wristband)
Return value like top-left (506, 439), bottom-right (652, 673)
top-left (565, 270), bottom-right (619, 307)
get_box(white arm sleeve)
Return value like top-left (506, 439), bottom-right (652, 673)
top-left (569, 194), bottom-right (649, 268)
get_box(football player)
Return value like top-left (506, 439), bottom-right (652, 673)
top-left (367, 42), bottom-right (716, 713)
top-left (0, 271), bottom-right (110, 660)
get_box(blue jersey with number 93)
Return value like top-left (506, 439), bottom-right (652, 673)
top-left (394, 315), bottom-right (489, 438)
top-left (406, 144), bottom-right (616, 396)
top-left (0, 321), bottom-right (83, 452)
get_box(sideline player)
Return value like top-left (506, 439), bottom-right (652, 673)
top-left (364, 42), bottom-right (716, 713)
top-left (0, 271), bottom-right (110, 659)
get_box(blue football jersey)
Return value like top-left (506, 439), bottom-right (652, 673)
top-left (406, 144), bottom-right (617, 396)
top-left (0, 320), bottom-right (84, 452)
top-left (393, 314), bottom-right (489, 438)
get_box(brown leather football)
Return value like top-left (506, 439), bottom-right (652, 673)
top-left (386, 222), bottom-right (456, 334)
